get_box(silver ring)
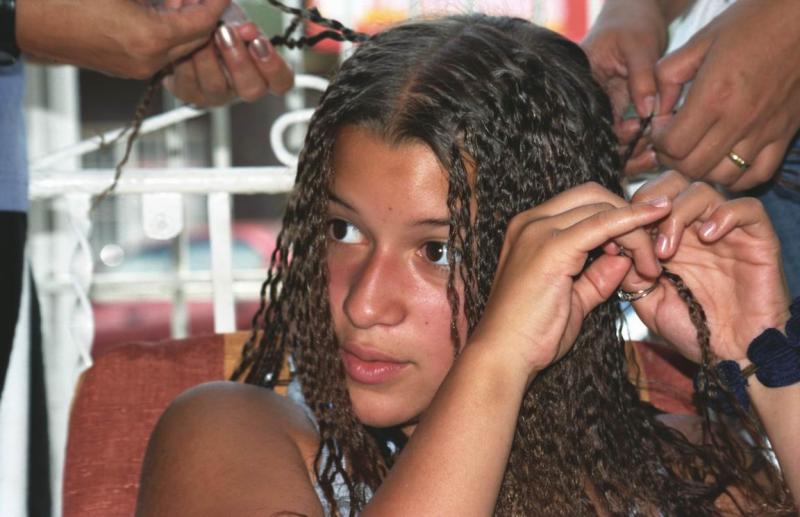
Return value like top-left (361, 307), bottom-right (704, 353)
top-left (726, 151), bottom-right (750, 172)
top-left (617, 282), bottom-right (658, 302)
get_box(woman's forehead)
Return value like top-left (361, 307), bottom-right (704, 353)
top-left (331, 124), bottom-right (477, 187)
top-left (329, 125), bottom-right (451, 220)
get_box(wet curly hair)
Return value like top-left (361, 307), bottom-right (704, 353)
top-left (234, 14), bottom-right (793, 515)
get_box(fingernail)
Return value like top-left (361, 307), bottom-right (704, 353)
top-left (700, 221), bottom-right (717, 239)
top-left (642, 95), bottom-right (655, 117)
top-left (250, 37), bottom-right (273, 61)
top-left (645, 195), bottom-right (669, 208)
top-left (221, 3), bottom-right (248, 24)
top-left (656, 234), bottom-right (669, 255)
top-left (216, 25), bottom-right (235, 49)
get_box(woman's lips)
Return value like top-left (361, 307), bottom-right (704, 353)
top-left (340, 346), bottom-right (409, 385)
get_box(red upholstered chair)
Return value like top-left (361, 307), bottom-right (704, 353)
top-left (62, 332), bottom-right (251, 517)
top-left (61, 336), bottom-right (695, 516)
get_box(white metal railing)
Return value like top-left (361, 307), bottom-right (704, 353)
top-left (30, 74), bottom-right (329, 173)
top-left (29, 73), bottom-right (326, 352)
top-left (29, 167), bottom-right (296, 198)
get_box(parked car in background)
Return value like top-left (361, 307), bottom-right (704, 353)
top-left (91, 221), bottom-right (277, 356)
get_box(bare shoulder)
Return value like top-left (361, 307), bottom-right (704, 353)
top-left (136, 381), bottom-right (323, 517)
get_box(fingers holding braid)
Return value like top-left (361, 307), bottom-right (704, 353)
top-left (512, 182), bottom-right (663, 279)
top-left (474, 190), bottom-right (672, 376)
top-left (101, 0), bottom-right (364, 207)
top-left (624, 170), bottom-right (787, 363)
top-left (631, 170), bottom-right (779, 261)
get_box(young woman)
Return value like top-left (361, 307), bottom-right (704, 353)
top-left (136, 14), bottom-right (799, 516)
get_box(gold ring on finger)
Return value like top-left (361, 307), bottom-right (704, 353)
top-left (726, 150), bottom-right (751, 172)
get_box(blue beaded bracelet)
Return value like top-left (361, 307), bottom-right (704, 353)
top-left (709, 297), bottom-right (800, 413)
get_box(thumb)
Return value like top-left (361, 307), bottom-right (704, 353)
top-left (655, 36), bottom-right (711, 115)
top-left (574, 254), bottom-right (631, 311)
top-left (157, 0), bottom-right (231, 58)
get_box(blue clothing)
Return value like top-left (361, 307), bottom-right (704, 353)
top-left (757, 130), bottom-right (800, 298)
top-left (287, 380), bottom-right (366, 514)
top-left (0, 60), bottom-right (27, 212)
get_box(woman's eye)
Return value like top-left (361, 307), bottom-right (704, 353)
top-left (423, 241), bottom-right (450, 266)
top-left (328, 218), bottom-right (363, 243)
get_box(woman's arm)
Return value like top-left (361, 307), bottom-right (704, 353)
top-left (749, 376), bottom-right (800, 500)
top-left (628, 170), bottom-right (798, 504)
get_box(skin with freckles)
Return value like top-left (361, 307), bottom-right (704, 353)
top-left (327, 126), bottom-right (467, 433)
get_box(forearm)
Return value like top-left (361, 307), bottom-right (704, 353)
top-left (598, 0), bottom-right (693, 25)
top-left (655, 0), bottom-right (696, 23)
top-left (749, 379), bottom-right (800, 502)
top-left (363, 342), bottom-right (529, 516)
top-left (15, 0), bottom-right (228, 79)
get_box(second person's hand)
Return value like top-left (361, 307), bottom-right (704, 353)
top-left (16, 0), bottom-right (230, 79)
top-left (652, 0), bottom-right (800, 191)
top-left (163, 2), bottom-right (294, 106)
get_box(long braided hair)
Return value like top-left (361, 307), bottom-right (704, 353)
top-left (233, 14), bottom-right (794, 516)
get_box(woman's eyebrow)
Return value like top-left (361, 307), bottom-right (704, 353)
top-left (329, 191), bottom-right (449, 227)
top-left (328, 192), bottom-right (356, 212)
top-left (412, 217), bottom-right (450, 228)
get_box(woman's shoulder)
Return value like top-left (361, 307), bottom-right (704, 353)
top-left (168, 380), bottom-right (319, 439)
top-left (137, 381), bottom-right (324, 516)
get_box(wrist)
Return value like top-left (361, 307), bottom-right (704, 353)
top-left (0, 0), bottom-right (19, 65)
top-left (654, 0), bottom-right (694, 23)
top-left (462, 337), bottom-right (538, 394)
top-left (707, 297), bottom-right (800, 414)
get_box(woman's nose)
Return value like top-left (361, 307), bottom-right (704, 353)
top-left (343, 250), bottom-right (407, 329)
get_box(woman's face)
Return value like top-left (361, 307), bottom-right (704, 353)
top-left (327, 125), bottom-right (466, 434)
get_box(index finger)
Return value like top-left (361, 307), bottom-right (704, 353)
top-left (248, 37), bottom-right (295, 95)
top-left (624, 48), bottom-right (659, 118)
top-left (551, 198), bottom-right (670, 279)
top-left (651, 93), bottom-right (718, 165)
top-left (531, 182), bottom-right (628, 220)
top-left (630, 169), bottom-right (690, 205)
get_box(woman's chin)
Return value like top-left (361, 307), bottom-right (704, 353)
top-left (348, 388), bottom-right (421, 431)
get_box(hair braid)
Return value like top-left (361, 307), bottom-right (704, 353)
top-left (264, 0), bottom-right (369, 49)
top-left (93, 69), bottom-right (167, 209)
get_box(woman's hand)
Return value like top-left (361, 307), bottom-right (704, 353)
top-left (162, 1), bottom-right (294, 107)
top-left (652, 0), bottom-right (800, 191)
top-left (625, 171), bottom-right (790, 362)
top-left (468, 182), bottom-right (669, 385)
top-left (581, 0), bottom-right (675, 175)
